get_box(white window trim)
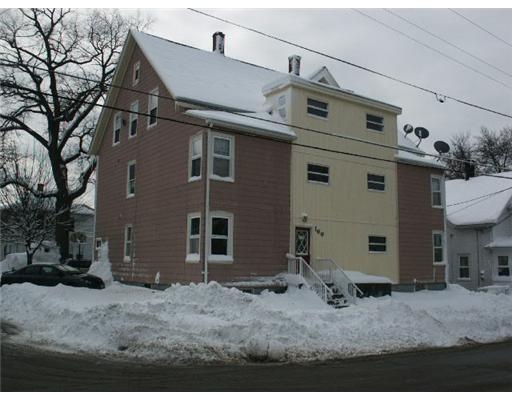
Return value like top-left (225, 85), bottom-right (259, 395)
top-left (307, 163), bottom-right (330, 185)
top-left (126, 160), bottom-right (136, 199)
top-left (368, 235), bottom-right (387, 254)
top-left (132, 61), bottom-right (140, 86)
top-left (366, 113), bottom-right (385, 133)
top-left (306, 98), bottom-right (329, 120)
top-left (129, 101), bottom-right (138, 138)
top-left (186, 212), bottom-right (201, 263)
top-left (112, 112), bottom-right (122, 146)
top-left (124, 224), bottom-right (133, 263)
top-left (457, 254), bottom-right (471, 281)
top-left (147, 87), bottom-right (159, 128)
top-left (496, 255), bottom-right (511, 280)
top-left (95, 238), bottom-right (102, 250)
top-left (432, 231), bottom-right (445, 265)
top-left (188, 133), bottom-right (203, 182)
top-left (367, 172), bottom-right (386, 192)
top-left (208, 211), bottom-right (233, 263)
top-left (431, 175), bottom-right (444, 208)
top-left (209, 132), bottom-right (235, 183)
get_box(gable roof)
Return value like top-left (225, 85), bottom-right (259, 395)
top-left (446, 171), bottom-right (512, 227)
top-left (308, 66), bottom-right (340, 88)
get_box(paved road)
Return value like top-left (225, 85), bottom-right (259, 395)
top-left (2, 340), bottom-right (512, 391)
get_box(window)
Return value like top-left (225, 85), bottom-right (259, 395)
top-left (124, 225), bottom-right (133, 262)
top-left (369, 236), bottom-right (386, 252)
top-left (133, 61), bottom-right (140, 86)
top-left (277, 95), bottom-right (287, 119)
top-left (113, 112), bottom-right (122, 145)
top-left (498, 256), bottom-right (510, 277)
top-left (307, 163), bottom-right (329, 184)
top-left (307, 98), bottom-right (328, 118)
top-left (209, 212), bottom-right (233, 262)
top-left (127, 161), bottom-right (136, 198)
top-left (367, 173), bottom-right (385, 191)
top-left (129, 101), bottom-right (138, 137)
top-left (95, 238), bottom-right (102, 260)
top-left (433, 232), bottom-right (444, 264)
top-left (186, 213), bottom-right (201, 263)
top-left (458, 255), bottom-right (470, 279)
top-left (22, 265), bottom-right (40, 275)
top-left (148, 88), bottom-right (158, 127)
top-left (211, 134), bottom-right (234, 181)
top-left (189, 134), bottom-right (202, 181)
top-left (41, 265), bottom-right (59, 276)
top-left (366, 114), bottom-right (384, 132)
top-left (431, 176), bottom-right (443, 207)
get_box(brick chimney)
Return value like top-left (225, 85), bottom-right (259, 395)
top-left (213, 32), bottom-right (225, 55)
top-left (288, 55), bottom-right (301, 76)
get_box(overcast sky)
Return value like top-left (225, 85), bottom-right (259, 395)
top-left (138, 7), bottom-right (512, 154)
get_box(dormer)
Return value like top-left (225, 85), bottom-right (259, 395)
top-left (308, 66), bottom-right (340, 88)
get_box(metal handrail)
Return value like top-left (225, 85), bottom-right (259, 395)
top-left (315, 258), bottom-right (364, 303)
top-left (286, 254), bottom-right (334, 303)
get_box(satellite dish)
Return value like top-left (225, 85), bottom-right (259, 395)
top-left (403, 124), bottom-right (414, 136)
top-left (414, 127), bottom-right (429, 139)
top-left (434, 140), bottom-right (450, 155)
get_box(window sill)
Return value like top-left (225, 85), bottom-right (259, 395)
top-left (208, 255), bottom-right (233, 264)
top-left (147, 122), bottom-right (158, 130)
top-left (457, 278), bottom-right (471, 281)
top-left (432, 205), bottom-right (444, 209)
top-left (307, 180), bottom-right (329, 186)
top-left (112, 141), bottom-right (120, 147)
top-left (433, 262), bottom-right (446, 266)
top-left (210, 175), bottom-right (234, 183)
top-left (186, 254), bottom-right (200, 263)
top-left (128, 133), bottom-right (137, 139)
top-left (367, 188), bottom-right (386, 193)
top-left (369, 251), bottom-right (387, 254)
top-left (123, 256), bottom-right (131, 263)
top-left (188, 176), bottom-right (202, 183)
top-left (307, 113), bottom-right (328, 121)
top-left (126, 194), bottom-right (135, 199)
top-left (366, 128), bottom-right (384, 134)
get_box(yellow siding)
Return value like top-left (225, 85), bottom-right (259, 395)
top-left (286, 85), bottom-right (400, 282)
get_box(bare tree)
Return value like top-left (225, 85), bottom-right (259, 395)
top-left (475, 126), bottom-right (512, 174)
top-left (1, 147), bottom-right (55, 265)
top-left (0, 9), bottom-right (150, 260)
top-left (445, 132), bottom-right (475, 179)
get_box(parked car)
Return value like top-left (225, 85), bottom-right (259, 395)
top-left (0, 264), bottom-right (105, 289)
top-left (65, 259), bottom-right (92, 273)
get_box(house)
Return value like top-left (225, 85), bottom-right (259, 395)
top-left (0, 204), bottom-right (95, 263)
top-left (446, 172), bottom-right (512, 290)
top-left (90, 30), bottom-right (446, 290)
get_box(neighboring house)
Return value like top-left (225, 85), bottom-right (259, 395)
top-left (396, 135), bottom-right (447, 285)
top-left (446, 172), bottom-right (512, 290)
top-left (90, 30), bottom-right (446, 287)
top-left (0, 204), bottom-right (95, 262)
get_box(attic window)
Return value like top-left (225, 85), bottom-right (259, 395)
top-left (366, 114), bottom-right (384, 132)
top-left (319, 77), bottom-right (329, 84)
top-left (133, 61), bottom-right (140, 86)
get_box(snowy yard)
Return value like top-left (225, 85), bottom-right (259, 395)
top-left (2, 278), bottom-right (512, 365)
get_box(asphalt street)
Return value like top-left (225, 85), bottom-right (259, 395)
top-left (2, 339), bottom-right (512, 391)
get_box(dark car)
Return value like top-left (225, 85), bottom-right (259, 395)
top-left (0, 264), bottom-right (105, 289)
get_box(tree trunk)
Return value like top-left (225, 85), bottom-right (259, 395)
top-left (55, 197), bottom-right (72, 262)
top-left (26, 249), bottom-right (33, 265)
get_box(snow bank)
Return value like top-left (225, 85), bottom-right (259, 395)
top-left (87, 242), bottom-right (113, 287)
top-left (2, 282), bottom-right (512, 364)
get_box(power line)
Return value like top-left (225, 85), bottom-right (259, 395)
top-left (187, 8), bottom-right (512, 120)
top-left (446, 185), bottom-right (512, 207)
top-left (383, 8), bottom-right (512, 81)
top-left (353, 9), bottom-right (512, 91)
top-left (22, 64), bottom-right (509, 173)
top-left (449, 9), bottom-right (512, 50)
top-left (10, 64), bottom-right (512, 174)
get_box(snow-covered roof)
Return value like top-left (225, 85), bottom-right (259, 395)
top-left (71, 204), bottom-right (95, 216)
top-left (395, 134), bottom-right (444, 169)
top-left (345, 270), bottom-right (392, 284)
top-left (485, 237), bottom-right (512, 248)
top-left (446, 171), bottom-right (512, 227)
top-left (185, 110), bottom-right (296, 140)
top-left (132, 31), bottom-right (284, 112)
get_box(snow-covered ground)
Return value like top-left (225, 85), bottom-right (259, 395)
top-left (2, 278), bottom-right (512, 365)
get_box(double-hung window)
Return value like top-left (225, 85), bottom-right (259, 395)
top-left (129, 101), bottom-right (138, 137)
top-left (458, 255), bottom-right (470, 279)
top-left (433, 232), bottom-right (445, 264)
top-left (307, 98), bottom-right (328, 118)
top-left (148, 88), bottom-right (158, 127)
top-left (498, 256), bottom-right (510, 277)
top-left (367, 173), bottom-right (385, 191)
top-left (127, 161), bottom-right (136, 198)
top-left (431, 176), bottom-right (443, 207)
top-left (189, 134), bottom-right (202, 181)
top-left (211, 134), bottom-right (234, 181)
top-left (113, 112), bottom-right (122, 145)
top-left (366, 114), bottom-right (384, 132)
top-left (209, 212), bottom-right (233, 262)
top-left (369, 236), bottom-right (386, 252)
top-left (133, 61), bottom-right (140, 86)
top-left (186, 213), bottom-right (201, 263)
top-left (124, 224), bottom-right (133, 262)
top-left (307, 163), bottom-right (329, 184)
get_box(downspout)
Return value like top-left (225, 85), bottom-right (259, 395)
top-left (92, 156), bottom-right (99, 261)
top-left (442, 175), bottom-right (449, 285)
top-left (476, 230), bottom-right (481, 289)
top-left (203, 124), bottom-right (212, 284)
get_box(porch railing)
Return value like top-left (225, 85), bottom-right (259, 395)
top-left (286, 254), bottom-right (334, 303)
top-left (315, 258), bottom-right (363, 304)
